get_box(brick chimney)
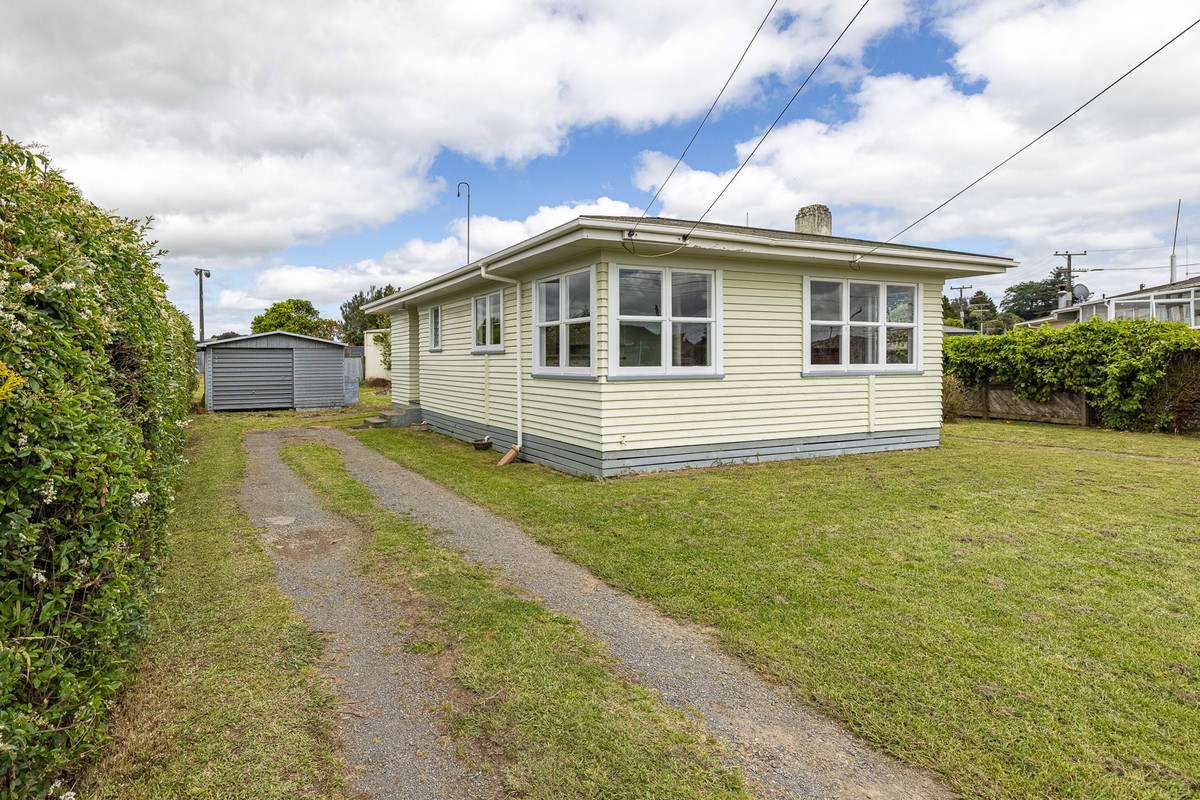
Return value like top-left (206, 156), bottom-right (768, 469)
top-left (795, 204), bottom-right (832, 236)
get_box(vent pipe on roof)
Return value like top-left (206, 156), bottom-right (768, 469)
top-left (795, 205), bottom-right (832, 236)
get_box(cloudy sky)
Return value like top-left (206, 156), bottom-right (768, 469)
top-left (4, 0), bottom-right (1198, 335)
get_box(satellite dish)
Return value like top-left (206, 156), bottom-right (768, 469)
top-left (1073, 284), bottom-right (1091, 301)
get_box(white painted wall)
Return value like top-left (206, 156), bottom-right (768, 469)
top-left (363, 328), bottom-right (391, 381)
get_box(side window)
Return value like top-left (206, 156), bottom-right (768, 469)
top-left (535, 269), bottom-right (593, 375)
top-left (428, 306), bottom-right (441, 351)
top-left (805, 278), bottom-right (918, 372)
top-left (472, 291), bottom-right (503, 353)
top-left (612, 266), bottom-right (718, 376)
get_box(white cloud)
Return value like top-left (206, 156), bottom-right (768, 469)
top-left (191, 198), bottom-right (643, 332)
top-left (635, 0), bottom-right (1200, 301)
top-left (0, 0), bottom-right (904, 260)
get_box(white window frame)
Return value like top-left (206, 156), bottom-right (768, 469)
top-left (802, 277), bottom-right (922, 374)
top-left (608, 264), bottom-right (722, 378)
top-left (471, 290), bottom-right (504, 354)
top-left (533, 267), bottom-right (596, 377)
top-left (428, 306), bottom-right (442, 352)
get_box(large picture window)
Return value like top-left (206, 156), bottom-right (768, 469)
top-left (535, 269), bottom-right (593, 375)
top-left (611, 266), bottom-right (719, 376)
top-left (472, 291), bottom-right (503, 353)
top-left (805, 278), bottom-right (919, 372)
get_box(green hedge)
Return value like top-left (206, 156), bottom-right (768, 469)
top-left (1, 136), bottom-right (194, 797)
top-left (943, 317), bottom-right (1200, 430)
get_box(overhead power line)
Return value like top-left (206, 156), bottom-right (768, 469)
top-left (686, 0), bottom-right (873, 237)
top-left (632, 0), bottom-right (781, 231)
top-left (872, 15), bottom-right (1200, 252)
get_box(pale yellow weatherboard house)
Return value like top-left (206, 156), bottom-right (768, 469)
top-left (364, 209), bottom-right (1014, 477)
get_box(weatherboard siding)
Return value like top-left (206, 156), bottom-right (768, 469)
top-left (389, 260), bottom-right (946, 471)
top-left (596, 268), bottom-right (942, 451)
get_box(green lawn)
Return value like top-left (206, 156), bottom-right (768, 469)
top-left (81, 414), bottom-right (346, 799)
top-left (945, 418), bottom-right (1200, 461)
top-left (352, 421), bottom-right (1200, 800)
top-left (82, 406), bottom-right (744, 799)
top-left (283, 442), bottom-right (745, 800)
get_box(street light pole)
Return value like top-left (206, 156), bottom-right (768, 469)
top-left (193, 268), bottom-right (211, 342)
top-left (457, 182), bottom-right (471, 265)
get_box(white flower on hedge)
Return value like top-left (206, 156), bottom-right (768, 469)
top-left (131, 490), bottom-right (150, 507)
top-left (61, 792), bottom-right (77, 800)
top-left (59, 280), bottom-right (76, 290)
top-left (17, 433), bottom-right (27, 448)
top-left (40, 480), bottom-right (56, 502)
top-left (19, 282), bottom-right (34, 293)
top-left (32, 571), bottom-right (46, 584)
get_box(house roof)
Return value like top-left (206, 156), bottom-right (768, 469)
top-left (195, 330), bottom-right (346, 350)
top-left (942, 325), bottom-right (978, 336)
top-left (364, 215), bottom-right (1015, 315)
top-left (1103, 274), bottom-right (1200, 300)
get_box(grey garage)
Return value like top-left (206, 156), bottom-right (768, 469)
top-left (197, 331), bottom-right (356, 412)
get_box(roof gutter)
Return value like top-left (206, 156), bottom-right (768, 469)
top-left (478, 262), bottom-right (523, 459)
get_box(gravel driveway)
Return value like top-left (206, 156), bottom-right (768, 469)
top-left (240, 426), bottom-right (954, 800)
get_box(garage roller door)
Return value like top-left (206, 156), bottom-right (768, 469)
top-left (210, 348), bottom-right (294, 410)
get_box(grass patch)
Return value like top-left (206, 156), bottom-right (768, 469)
top-left (79, 414), bottom-right (346, 799)
top-left (945, 419), bottom-right (1200, 461)
top-left (280, 441), bottom-right (747, 800)
top-left (352, 425), bottom-right (1200, 799)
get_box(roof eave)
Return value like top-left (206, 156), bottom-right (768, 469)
top-left (363, 217), bottom-right (1015, 313)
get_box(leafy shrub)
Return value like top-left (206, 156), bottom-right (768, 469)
top-left (941, 374), bottom-right (971, 422)
top-left (372, 329), bottom-right (391, 373)
top-left (1, 136), bottom-right (194, 796)
top-left (944, 318), bottom-right (1200, 430)
top-left (1143, 350), bottom-right (1200, 434)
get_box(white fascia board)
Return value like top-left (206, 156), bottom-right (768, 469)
top-left (362, 217), bottom-right (1013, 315)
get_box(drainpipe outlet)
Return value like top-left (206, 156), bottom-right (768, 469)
top-left (497, 444), bottom-right (520, 466)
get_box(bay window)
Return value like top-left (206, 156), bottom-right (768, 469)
top-left (535, 269), bottom-right (593, 375)
top-left (805, 278), bottom-right (919, 372)
top-left (612, 266), bottom-right (719, 376)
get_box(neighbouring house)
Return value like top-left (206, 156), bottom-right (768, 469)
top-left (197, 330), bottom-right (357, 412)
top-left (943, 324), bottom-right (978, 336)
top-left (1017, 275), bottom-right (1200, 330)
top-left (363, 328), bottom-right (391, 381)
top-left (363, 209), bottom-right (1014, 477)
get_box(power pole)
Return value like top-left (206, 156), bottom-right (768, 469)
top-left (193, 268), bottom-right (210, 342)
top-left (1054, 251), bottom-right (1087, 298)
top-left (950, 284), bottom-right (973, 326)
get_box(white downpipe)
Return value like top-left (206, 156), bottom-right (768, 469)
top-left (479, 264), bottom-right (523, 451)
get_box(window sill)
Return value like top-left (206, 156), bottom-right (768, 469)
top-left (606, 373), bottom-right (724, 381)
top-left (471, 347), bottom-right (505, 355)
top-left (802, 369), bottom-right (924, 377)
top-left (428, 347), bottom-right (442, 353)
top-left (532, 372), bottom-right (599, 381)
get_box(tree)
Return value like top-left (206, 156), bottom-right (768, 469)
top-left (942, 294), bottom-right (959, 321)
top-left (341, 284), bottom-right (396, 346)
top-left (251, 299), bottom-right (343, 340)
top-left (1000, 278), bottom-right (1059, 320)
top-left (966, 290), bottom-right (996, 331)
top-left (982, 311), bottom-right (1024, 335)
